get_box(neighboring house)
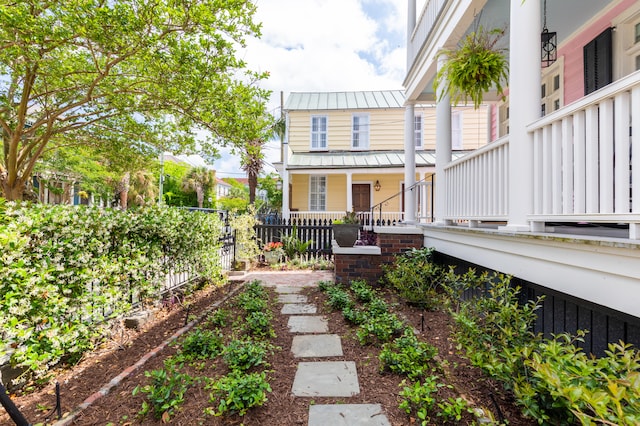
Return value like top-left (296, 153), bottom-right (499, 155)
top-left (278, 90), bottom-right (489, 224)
top-left (404, 0), bottom-right (640, 352)
top-left (215, 177), bottom-right (232, 199)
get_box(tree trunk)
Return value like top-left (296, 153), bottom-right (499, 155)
top-left (1, 175), bottom-right (25, 201)
top-left (119, 172), bottom-right (130, 210)
top-left (248, 172), bottom-right (257, 204)
top-left (196, 186), bottom-right (204, 208)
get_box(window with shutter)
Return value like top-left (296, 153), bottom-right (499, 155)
top-left (584, 28), bottom-right (613, 95)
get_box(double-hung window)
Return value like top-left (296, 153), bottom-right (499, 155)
top-left (414, 113), bottom-right (423, 148)
top-left (352, 113), bottom-right (369, 149)
top-left (309, 176), bottom-right (326, 211)
top-left (311, 115), bottom-right (327, 149)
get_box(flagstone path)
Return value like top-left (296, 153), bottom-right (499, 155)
top-left (259, 271), bottom-right (392, 426)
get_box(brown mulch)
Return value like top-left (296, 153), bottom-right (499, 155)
top-left (1, 274), bottom-right (535, 426)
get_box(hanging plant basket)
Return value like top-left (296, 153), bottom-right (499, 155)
top-left (434, 26), bottom-right (508, 109)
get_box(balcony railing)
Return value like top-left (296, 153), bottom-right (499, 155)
top-left (408, 0), bottom-right (448, 71)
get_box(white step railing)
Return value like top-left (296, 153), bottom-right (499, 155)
top-left (443, 137), bottom-right (509, 222)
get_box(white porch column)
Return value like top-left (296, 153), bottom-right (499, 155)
top-left (501, 0), bottom-right (540, 232)
top-left (346, 172), bottom-right (353, 211)
top-left (282, 116), bottom-right (291, 219)
top-left (404, 103), bottom-right (416, 222)
top-left (434, 55), bottom-right (452, 225)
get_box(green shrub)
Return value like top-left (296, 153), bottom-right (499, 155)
top-left (325, 286), bottom-right (353, 311)
top-left (356, 312), bottom-right (406, 346)
top-left (222, 338), bottom-right (273, 371)
top-left (351, 279), bottom-right (376, 302)
top-left (437, 397), bottom-right (471, 422)
top-left (206, 308), bottom-right (229, 328)
top-left (382, 247), bottom-right (444, 310)
top-left (280, 226), bottom-right (312, 259)
top-left (398, 376), bottom-right (442, 425)
top-left (379, 329), bottom-right (438, 379)
top-left (240, 311), bottom-right (275, 339)
top-left (133, 365), bottom-right (193, 421)
top-left (342, 305), bottom-right (369, 325)
top-left (178, 328), bottom-right (224, 360)
top-left (206, 370), bottom-right (271, 416)
top-left (0, 203), bottom-right (223, 386)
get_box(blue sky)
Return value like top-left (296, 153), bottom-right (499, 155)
top-left (210, 0), bottom-right (407, 177)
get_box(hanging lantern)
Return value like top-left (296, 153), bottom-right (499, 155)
top-left (541, 0), bottom-right (557, 67)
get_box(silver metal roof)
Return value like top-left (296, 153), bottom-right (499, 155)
top-left (285, 90), bottom-right (405, 111)
top-left (285, 150), bottom-right (468, 170)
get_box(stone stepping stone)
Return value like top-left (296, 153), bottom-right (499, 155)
top-left (292, 361), bottom-right (359, 397)
top-left (308, 404), bottom-right (391, 426)
top-left (287, 316), bottom-right (328, 333)
top-left (278, 294), bottom-right (307, 304)
top-left (281, 303), bottom-right (317, 314)
top-left (291, 334), bottom-right (342, 358)
top-left (275, 285), bottom-right (303, 294)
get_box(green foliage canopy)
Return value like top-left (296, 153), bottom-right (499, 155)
top-left (0, 0), bottom-right (270, 200)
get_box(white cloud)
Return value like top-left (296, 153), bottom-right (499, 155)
top-left (213, 0), bottom-right (407, 177)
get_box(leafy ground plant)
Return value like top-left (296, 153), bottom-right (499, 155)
top-left (222, 338), bottom-right (274, 371)
top-left (177, 328), bottom-right (224, 361)
top-left (379, 329), bottom-right (439, 379)
top-left (398, 376), bottom-right (442, 426)
top-left (132, 364), bottom-right (194, 422)
top-left (206, 370), bottom-right (272, 416)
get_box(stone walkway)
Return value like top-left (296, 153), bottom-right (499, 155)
top-left (246, 270), bottom-right (392, 426)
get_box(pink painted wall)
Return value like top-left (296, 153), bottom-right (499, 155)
top-left (560, 0), bottom-right (636, 105)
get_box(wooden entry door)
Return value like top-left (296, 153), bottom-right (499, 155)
top-left (352, 184), bottom-right (371, 212)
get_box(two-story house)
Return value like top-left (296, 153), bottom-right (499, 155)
top-left (403, 0), bottom-right (640, 352)
top-left (279, 90), bottom-right (489, 224)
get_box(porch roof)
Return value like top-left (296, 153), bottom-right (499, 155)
top-left (286, 150), bottom-right (467, 170)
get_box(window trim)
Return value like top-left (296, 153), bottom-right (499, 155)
top-left (310, 115), bottom-right (328, 150)
top-left (351, 113), bottom-right (370, 150)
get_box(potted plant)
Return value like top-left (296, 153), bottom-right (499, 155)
top-left (433, 26), bottom-right (508, 109)
top-left (332, 211), bottom-right (361, 247)
top-left (263, 241), bottom-right (284, 265)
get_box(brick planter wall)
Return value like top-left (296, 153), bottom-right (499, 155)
top-left (333, 229), bottom-right (424, 285)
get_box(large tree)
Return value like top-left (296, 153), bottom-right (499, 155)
top-left (0, 0), bottom-right (269, 200)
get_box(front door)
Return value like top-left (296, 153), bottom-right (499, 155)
top-left (352, 184), bottom-right (371, 212)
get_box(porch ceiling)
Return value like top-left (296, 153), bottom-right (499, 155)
top-left (287, 150), bottom-right (467, 170)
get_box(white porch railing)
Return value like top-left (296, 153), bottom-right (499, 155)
top-left (441, 71), bottom-right (640, 238)
top-left (443, 137), bottom-right (509, 223)
top-left (528, 71), bottom-right (640, 239)
top-left (290, 211), bottom-right (407, 227)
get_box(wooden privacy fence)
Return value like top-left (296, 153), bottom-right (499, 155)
top-left (255, 218), bottom-right (334, 255)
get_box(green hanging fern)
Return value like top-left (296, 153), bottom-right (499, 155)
top-left (434, 26), bottom-right (508, 109)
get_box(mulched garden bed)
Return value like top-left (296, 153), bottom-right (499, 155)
top-left (1, 275), bottom-right (535, 425)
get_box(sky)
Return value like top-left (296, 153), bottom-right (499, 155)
top-left (209, 0), bottom-right (408, 178)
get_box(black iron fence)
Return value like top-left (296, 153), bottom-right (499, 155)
top-left (255, 218), bottom-right (334, 256)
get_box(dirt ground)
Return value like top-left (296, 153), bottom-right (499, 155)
top-left (1, 271), bottom-right (534, 425)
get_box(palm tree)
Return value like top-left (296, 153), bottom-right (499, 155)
top-left (240, 116), bottom-right (285, 205)
top-left (181, 167), bottom-right (215, 208)
top-left (128, 170), bottom-right (157, 206)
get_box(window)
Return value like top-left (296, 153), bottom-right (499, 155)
top-left (351, 114), bottom-right (369, 149)
top-left (414, 113), bottom-right (423, 148)
top-left (452, 111), bottom-right (463, 150)
top-left (541, 58), bottom-right (563, 116)
top-left (635, 22), bottom-right (640, 43)
top-left (311, 115), bottom-right (327, 149)
top-left (309, 176), bottom-right (326, 211)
